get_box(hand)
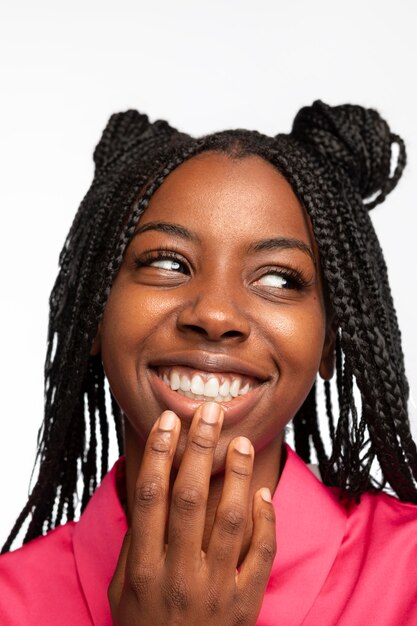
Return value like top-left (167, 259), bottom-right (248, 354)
top-left (108, 402), bottom-right (277, 626)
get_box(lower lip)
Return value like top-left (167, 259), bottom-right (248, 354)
top-left (149, 369), bottom-right (267, 425)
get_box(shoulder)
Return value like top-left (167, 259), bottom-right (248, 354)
top-left (345, 488), bottom-right (417, 528)
top-left (0, 522), bottom-right (76, 575)
top-left (0, 522), bottom-right (92, 625)
top-left (0, 458), bottom-right (126, 625)
top-left (336, 488), bottom-right (417, 572)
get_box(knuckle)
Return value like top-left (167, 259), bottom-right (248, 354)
top-left (149, 435), bottom-right (172, 456)
top-left (134, 479), bottom-right (163, 508)
top-left (173, 485), bottom-right (205, 514)
top-left (205, 587), bottom-right (221, 616)
top-left (129, 568), bottom-right (155, 596)
top-left (230, 464), bottom-right (252, 480)
top-left (259, 507), bottom-right (275, 524)
top-left (204, 579), bottom-right (233, 616)
top-left (256, 539), bottom-right (277, 563)
top-left (219, 507), bottom-right (246, 536)
top-left (163, 577), bottom-right (190, 611)
top-left (189, 433), bottom-right (216, 454)
top-left (232, 605), bottom-right (251, 626)
top-left (252, 567), bottom-right (268, 587)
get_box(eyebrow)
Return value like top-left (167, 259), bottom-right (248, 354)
top-left (248, 237), bottom-right (316, 263)
top-left (132, 222), bottom-right (315, 264)
top-left (132, 221), bottom-right (200, 242)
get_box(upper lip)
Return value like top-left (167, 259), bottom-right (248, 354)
top-left (149, 351), bottom-right (271, 382)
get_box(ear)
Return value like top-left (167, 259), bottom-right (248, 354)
top-left (319, 315), bottom-right (338, 381)
top-left (90, 324), bottom-right (101, 356)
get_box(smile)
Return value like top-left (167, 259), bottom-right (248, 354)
top-left (157, 365), bottom-right (259, 403)
top-left (148, 352), bottom-right (270, 424)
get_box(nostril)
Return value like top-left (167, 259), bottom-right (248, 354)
top-left (181, 324), bottom-right (245, 340)
top-left (177, 305), bottom-right (251, 342)
top-left (223, 329), bottom-right (244, 338)
top-left (185, 324), bottom-right (208, 336)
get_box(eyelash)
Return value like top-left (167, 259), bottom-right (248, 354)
top-left (133, 249), bottom-right (190, 273)
top-left (133, 250), bottom-right (309, 291)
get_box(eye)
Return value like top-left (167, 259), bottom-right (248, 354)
top-left (149, 258), bottom-right (184, 272)
top-left (133, 250), bottom-right (190, 275)
top-left (256, 273), bottom-right (291, 289)
top-left (253, 268), bottom-right (307, 291)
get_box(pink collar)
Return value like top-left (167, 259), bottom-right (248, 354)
top-left (72, 444), bottom-right (347, 626)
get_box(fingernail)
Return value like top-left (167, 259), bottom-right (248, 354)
top-left (159, 411), bottom-right (177, 431)
top-left (200, 402), bottom-right (221, 424)
top-left (234, 436), bottom-right (252, 455)
top-left (260, 487), bottom-right (272, 503)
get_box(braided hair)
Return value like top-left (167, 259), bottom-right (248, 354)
top-left (3, 100), bottom-right (416, 553)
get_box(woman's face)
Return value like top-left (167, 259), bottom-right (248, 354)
top-left (98, 152), bottom-right (333, 471)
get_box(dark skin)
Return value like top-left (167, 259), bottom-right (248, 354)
top-left (94, 153), bottom-right (335, 624)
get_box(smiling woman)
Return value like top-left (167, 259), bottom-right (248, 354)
top-left (0, 102), bottom-right (416, 625)
top-left (99, 154), bottom-right (330, 487)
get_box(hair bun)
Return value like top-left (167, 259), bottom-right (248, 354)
top-left (93, 110), bottom-right (174, 171)
top-left (291, 100), bottom-right (406, 209)
top-left (93, 110), bottom-right (150, 170)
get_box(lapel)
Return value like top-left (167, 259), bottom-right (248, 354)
top-left (73, 459), bottom-right (127, 625)
top-left (258, 445), bottom-right (347, 625)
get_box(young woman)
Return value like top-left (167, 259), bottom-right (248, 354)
top-left (1, 101), bottom-right (416, 625)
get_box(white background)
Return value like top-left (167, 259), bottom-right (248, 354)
top-left (0, 0), bottom-right (416, 547)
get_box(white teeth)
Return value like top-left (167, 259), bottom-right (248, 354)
top-left (215, 393), bottom-right (233, 402)
top-left (180, 375), bottom-right (191, 392)
top-left (170, 371), bottom-right (181, 391)
top-left (190, 374), bottom-right (205, 395)
top-left (161, 368), bottom-right (256, 402)
top-left (229, 378), bottom-right (241, 397)
top-left (204, 377), bottom-right (220, 398)
top-left (219, 379), bottom-right (230, 397)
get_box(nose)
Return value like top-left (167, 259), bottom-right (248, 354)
top-left (176, 280), bottom-right (251, 343)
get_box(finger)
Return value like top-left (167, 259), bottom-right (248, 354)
top-left (128, 410), bottom-right (180, 568)
top-left (108, 529), bottom-right (131, 612)
top-left (237, 488), bottom-right (276, 602)
top-left (206, 436), bottom-right (254, 574)
top-left (165, 401), bottom-right (224, 568)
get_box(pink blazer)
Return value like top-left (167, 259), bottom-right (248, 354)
top-left (1, 445), bottom-right (417, 625)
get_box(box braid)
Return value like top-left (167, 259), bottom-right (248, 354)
top-left (3, 101), bottom-right (416, 554)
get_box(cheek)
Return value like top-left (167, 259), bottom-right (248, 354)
top-left (266, 302), bottom-right (326, 372)
top-left (101, 285), bottom-right (174, 353)
top-left (99, 285), bottom-right (180, 409)
top-left (98, 288), bottom-right (143, 398)
top-left (101, 299), bottom-right (137, 360)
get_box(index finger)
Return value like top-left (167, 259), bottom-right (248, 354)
top-left (127, 411), bottom-right (180, 568)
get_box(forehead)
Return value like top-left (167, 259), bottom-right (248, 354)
top-left (139, 152), bottom-right (315, 248)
